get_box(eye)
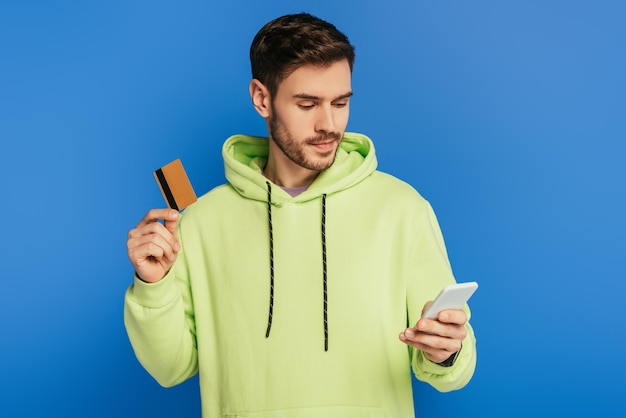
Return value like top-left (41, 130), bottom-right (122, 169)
top-left (296, 100), bottom-right (317, 110)
top-left (333, 101), bottom-right (348, 108)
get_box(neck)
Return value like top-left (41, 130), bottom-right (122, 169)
top-left (263, 159), bottom-right (319, 188)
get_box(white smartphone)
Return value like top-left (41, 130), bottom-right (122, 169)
top-left (421, 281), bottom-right (478, 319)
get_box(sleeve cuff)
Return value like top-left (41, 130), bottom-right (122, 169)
top-left (127, 269), bottom-right (179, 309)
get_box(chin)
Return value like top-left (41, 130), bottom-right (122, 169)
top-left (305, 154), bottom-right (337, 171)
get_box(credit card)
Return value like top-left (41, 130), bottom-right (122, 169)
top-left (153, 159), bottom-right (197, 210)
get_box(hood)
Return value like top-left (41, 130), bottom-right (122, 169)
top-left (223, 132), bottom-right (378, 205)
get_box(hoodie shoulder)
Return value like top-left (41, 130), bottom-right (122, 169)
top-left (177, 183), bottom-right (235, 222)
top-left (369, 171), bottom-right (428, 204)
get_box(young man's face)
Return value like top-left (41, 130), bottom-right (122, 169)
top-left (268, 59), bottom-right (352, 172)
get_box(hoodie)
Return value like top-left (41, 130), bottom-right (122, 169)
top-left (124, 132), bottom-right (477, 418)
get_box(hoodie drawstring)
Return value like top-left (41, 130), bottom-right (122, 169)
top-left (265, 182), bottom-right (275, 339)
top-left (265, 181), bottom-right (329, 351)
top-left (321, 194), bottom-right (328, 351)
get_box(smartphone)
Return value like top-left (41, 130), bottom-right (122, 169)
top-left (421, 282), bottom-right (478, 319)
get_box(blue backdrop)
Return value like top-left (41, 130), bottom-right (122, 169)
top-left (1, 1), bottom-right (624, 417)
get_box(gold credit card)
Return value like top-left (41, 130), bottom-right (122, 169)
top-left (154, 159), bottom-right (197, 210)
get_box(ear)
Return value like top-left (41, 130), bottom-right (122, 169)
top-left (249, 79), bottom-right (271, 118)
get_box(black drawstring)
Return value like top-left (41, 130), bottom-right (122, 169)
top-left (265, 181), bottom-right (275, 338)
top-left (321, 194), bottom-right (328, 351)
top-left (264, 181), bottom-right (329, 351)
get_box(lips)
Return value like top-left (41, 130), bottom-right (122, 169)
top-left (310, 140), bottom-right (337, 152)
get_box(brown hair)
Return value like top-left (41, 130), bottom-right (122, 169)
top-left (250, 13), bottom-right (355, 97)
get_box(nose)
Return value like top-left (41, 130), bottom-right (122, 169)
top-left (314, 104), bottom-right (337, 134)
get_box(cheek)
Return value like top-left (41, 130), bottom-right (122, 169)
top-left (339, 107), bottom-right (350, 128)
top-left (333, 108), bottom-right (350, 132)
top-left (279, 108), bottom-right (315, 136)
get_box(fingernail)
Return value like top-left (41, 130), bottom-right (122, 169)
top-left (440, 313), bottom-right (449, 322)
top-left (174, 242), bottom-right (180, 252)
top-left (417, 321), bottom-right (427, 331)
top-left (405, 328), bottom-right (415, 338)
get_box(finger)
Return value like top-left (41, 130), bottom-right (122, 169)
top-left (399, 329), bottom-right (462, 356)
top-left (411, 308), bottom-right (467, 332)
top-left (128, 239), bottom-right (164, 265)
top-left (437, 309), bottom-right (467, 326)
top-left (129, 220), bottom-right (176, 240)
top-left (402, 324), bottom-right (463, 344)
top-left (421, 301), bottom-right (433, 316)
top-left (129, 244), bottom-right (174, 277)
top-left (163, 214), bottom-right (179, 236)
top-left (129, 221), bottom-right (180, 251)
top-left (406, 339), bottom-right (460, 363)
top-left (415, 318), bottom-right (467, 340)
top-left (135, 208), bottom-right (179, 228)
top-left (413, 332), bottom-right (462, 353)
top-left (127, 236), bottom-right (179, 263)
top-left (129, 230), bottom-right (179, 259)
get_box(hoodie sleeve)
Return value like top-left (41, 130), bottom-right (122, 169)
top-left (406, 201), bottom-right (477, 392)
top-left (412, 309), bottom-right (477, 392)
top-left (123, 236), bottom-right (198, 387)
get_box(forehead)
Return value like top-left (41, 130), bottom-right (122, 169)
top-left (276, 59), bottom-right (352, 98)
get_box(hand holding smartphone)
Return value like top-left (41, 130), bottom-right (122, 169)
top-left (421, 282), bottom-right (478, 320)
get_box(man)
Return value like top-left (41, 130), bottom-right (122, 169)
top-left (125, 13), bottom-right (476, 418)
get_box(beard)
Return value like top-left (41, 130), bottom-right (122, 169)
top-left (268, 113), bottom-right (342, 172)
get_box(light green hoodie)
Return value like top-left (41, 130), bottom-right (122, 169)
top-left (124, 132), bottom-right (476, 418)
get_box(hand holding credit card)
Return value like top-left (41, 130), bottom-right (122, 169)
top-left (154, 159), bottom-right (197, 211)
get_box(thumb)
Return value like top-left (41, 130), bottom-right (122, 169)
top-left (163, 209), bottom-right (180, 235)
top-left (421, 301), bottom-right (433, 316)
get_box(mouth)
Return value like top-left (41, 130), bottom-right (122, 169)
top-left (310, 140), bottom-right (338, 153)
top-left (308, 135), bottom-right (341, 152)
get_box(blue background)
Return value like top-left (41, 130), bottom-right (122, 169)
top-left (1, 0), bottom-right (624, 416)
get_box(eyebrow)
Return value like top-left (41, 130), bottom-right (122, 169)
top-left (293, 91), bottom-right (354, 101)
